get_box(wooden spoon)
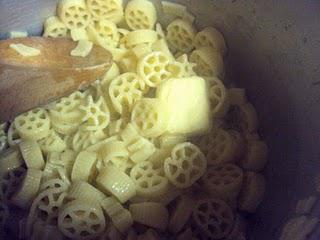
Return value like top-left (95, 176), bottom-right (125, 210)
top-left (0, 37), bottom-right (112, 122)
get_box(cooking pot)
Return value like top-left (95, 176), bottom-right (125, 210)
top-left (0, 0), bottom-right (319, 239)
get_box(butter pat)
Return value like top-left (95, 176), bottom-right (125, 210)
top-left (70, 28), bottom-right (88, 41)
top-left (70, 40), bottom-right (93, 57)
top-left (9, 31), bottom-right (28, 38)
top-left (10, 43), bottom-right (40, 57)
top-left (157, 76), bottom-right (211, 135)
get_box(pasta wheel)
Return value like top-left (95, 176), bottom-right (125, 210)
top-left (238, 171), bottom-right (266, 213)
top-left (209, 77), bottom-right (229, 117)
top-left (108, 118), bottom-right (129, 136)
top-left (130, 161), bottom-right (169, 198)
top-left (57, 0), bottom-right (91, 29)
top-left (193, 198), bottom-right (234, 239)
top-left (87, 20), bottom-right (119, 48)
top-left (43, 16), bottom-right (68, 38)
top-left (126, 29), bottom-right (158, 47)
top-left (0, 148), bottom-right (23, 176)
top-left (101, 197), bottom-right (133, 233)
top-left (164, 142), bottom-right (207, 188)
top-left (67, 181), bottom-right (105, 204)
top-left (87, 0), bottom-right (123, 23)
top-left (0, 202), bottom-right (9, 228)
top-left (11, 168), bottom-right (42, 209)
top-left (70, 27), bottom-right (88, 41)
top-left (19, 139), bottom-right (45, 169)
top-left (159, 134), bottom-right (187, 149)
top-left (162, 1), bottom-right (195, 24)
top-left (129, 202), bottom-right (169, 230)
top-left (14, 108), bottom-right (50, 141)
top-left (118, 53), bottom-right (139, 73)
top-left (71, 151), bottom-right (97, 182)
top-left (203, 164), bottom-right (243, 203)
top-left (190, 47), bottom-right (224, 78)
top-left (228, 88), bottom-right (247, 106)
top-left (240, 140), bottom-right (268, 171)
top-left (0, 167), bottom-right (26, 200)
top-left (72, 129), bottom-right (107, 152)
top-left (137, 51), bottom-right (172, 87)
top-left (7, 122), bottom-right (21, 148)
top-left (194, 27), bottom-right (227, 56)
top-left (40, 177), bottom-right (70, 192)
top-left (39, 130), bottom-right (67, 154)
top-left (131, 98), bottom-right (168, 138)
top-left (109, 73), bottom-right (145, 116)
top-left (167, 19), bottom-right (196, 53)
top-left (42, 161), bottom-right (70, 185)
top-left (125, 0), bottom-right (157, 30)
top-left (131, 43), bottom-right (152, 59)
top-left (70, 39), bottom-right (93, 57)
top-left (151, 39), bottom-right (174, 60)
top-left (101, 63), bottom-right (121, 86)
top-left (127, 137), bottom-right (155, 163)
top-left (96, 166), bottom-right (136, 203)
top-left (169, 195), bottom-right (195, 233)
top-left (175, 54), bottom-right (196, 77)
top-left (79, 95), bottom-right (110, 131)
top-left (58, 199), bottom-right (106, 239)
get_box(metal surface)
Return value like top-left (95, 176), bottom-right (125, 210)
top-left (1, 0), bottom-right (320, 239)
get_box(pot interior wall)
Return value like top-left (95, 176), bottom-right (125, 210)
top-left (1, 0), bottom-right (320, 239)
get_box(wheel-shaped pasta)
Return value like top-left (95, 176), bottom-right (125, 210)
top-left (87, 20), bottom-right (119, 48)
top-left (101, 63), bottom-right (121, 87)
top-left (131, 98), bottom-right (168, 138)
top-left (67, 181), bottom-right (105, 204)
top-left (70, 28), bottom-right (89, 41)
top-left (109, 73), bottom-right (145, 116)
top-left (130, 161), bottom-right (169, 198)
top-left (152, 39), bottom-right (174, 60)
top-left (238, 171), bottom-right (266, 213)
top-left (40, 177), bottom-right (70, 192)
top-left (192, 198), bottom-right (234, 239)
top-left (0, 202), bottom-right (9, 228)
top-left (58, 199), bottom-right (106, 239)
top-left (164, 142), bottom-right (207, 188)
top-left (87, 0), bottom-right (124, 23)
top-left (169, 195), bottom-right (195, 233)
top-left (203, 164), bottom-right (243, 203)
top-left (72, 129), bottom-right (106, 152)
top-left (137, 51), bottom-right (172, 87)
top-left (129, 202), bottom-right (169, 230)
top-left (43, 16), bottom-right (68, 38)
top-left (167, 19), bottom-right (196, 53)
top-left (162, 1), bottom-right (195, 24)
top-left (14, 108), bottom-right (50, 141)
top-left (159, 134), bottom-right (187, 149)
top-left (57, 0), bottom-right (91, 29)
top-left (240, 140), bottom-right (268, 171)
top-left (175, 54), bottom-right (196, 77)
top-left (126, 29), bottom-right (158, 47)
top-left (71, 151), bottom-right (97, 182)
top-left (7, 122), bottom-right (21, 148)
top-left (19, 139), bottom-right (45, 169)
top-left (108, 118), bottom-right (129, 136)
top-left (96, 166), bottom-right (136, 203)
top-left (39, 130), bottom-right (66, 154)
top-left (125, 0), bottom-right (157, 30)
top-left (194, 27), bottom-right (227, 56)
top-left (79, 95), bottom-right (110, 131)
top-left (101, 197), bottom-right (133, 233)
top-left (0, 148), bottom-right (23, 176)
top-left (190, 47), bottom-right (224, 78)
top-left (209, 77), bottom-right (229, 118)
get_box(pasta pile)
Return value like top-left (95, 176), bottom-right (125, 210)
top-left (0, 0), bottom-right (269, 239)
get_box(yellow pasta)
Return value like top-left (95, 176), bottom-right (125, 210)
top-left (57, 0), bottom-right (91, 29)
top-left (131, 98), bottom-right (168, 138)
top-left (129, 202), bottom-right (169, 230)
top-left (101, 140), bottom-right (129, 166)
top-left (39, 129), bottom-right (67, 154)
top-left (19, 139), bottom-right (45, 169)
top-left (240, 140), bottom-right (268, 171)
top-left (162, 1), bottom-right (194, 24)
top-left (9, 31), bottom-right (28, 38)
top-left (151, 39), bottom-right (174, 60)
top-left (0, 148), bottom-right (24, 176)
top-left (10, 43), bottom-right (41, 57)
top-left (167, 19), bottom-right (196, 53)
top-left (96, 166), bottom-right (136, 203)
top-left (40, 177), bottom-right (70, 192)
top-left (209, 77), bottom-right (229, 118)
top-left (159, 134), bottom-right (187, 149)
top-left (125, 0), bottom-right (157, 30)
top-left (194, 27), bottom-right (227, 56)
top-left (70, 39), bottom-right (93, 57)
top-left (7, 122), bottom-right (21, 148)
top-left (11, 168), bottom-right (42, 209)
top-left (67, 181), bottom-right (105, 205)
top-left (71, 151), bottom-right (97, 182)
top-left (87, 19), bottom-right (119, 48)
top-left (43, 16), bottom-right (68, 38)
top-left (126, 29), bottom-right (158, 47)
top-left (118, 52), bottom-right (138, 73)
top-left (108, 118), bottom-right (129, 136)
top-left (101, 62), bottom-right (121, 86)
top-left (58, 199), bottom-right (106, 239)
top-left (87, 0), bottom-right (124, 23)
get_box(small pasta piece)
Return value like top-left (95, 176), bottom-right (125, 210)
top-left (70, 39), bottom-right (93, 57)
top-left (240, 140), bottom-right (268, 171)
top-left (137, 51), bottom-right (172, 87)
top-left (125, 0), bottom-right (157, 30)
top-left (43, 16), bottom-right (68, 38)
top-left (228, 88), bottom-right (247, 106)
top-left (39, 130), bottom-right (67, 154)
top-left (101, 197), bottom-right (133, 233)
top-left (131, 43), bottom-right (152, 59)
top-left (238, 171), bottom-right (266, 213)
top-left (203, 164), bottom-right (243, 203)
top-left (58, 199), bottom-right (106, 239)
top-left (159, 134), bottom-right (187, 149)
top-left (151, 39), bottom-right (174, 60)
top-left (164, 142), bottom-right (207, 188)
top-left (130, 161), bottom-right (169, 198)
top-left (87, 20), bottom-right (119, 48)
top-left (190, 47), bottom-right (224, 78)
top-left (169, 195), bottom-right (195, 233)
top-left (11, 168), bottom-right (42, 209)
top-left (167, 19), bottom-right (196, 53)
top-left (10, 43), bottom-right (41, 56)
top-left (295, 196), bottom-right (318, 216)
top-left (87, 0), bottom-right (124, 23)
top-left (131, 98), bottom-right (168, 138)
top-left (194, 27), bottom-right (227, 56)
top-left (101, 140), bottom-right (129, 164)
top-left (0, 148), bottom-right (23, 176)
top-left (57, 0), bottom-right (91, 29)
top-left (209, 77), bottom-right (229, 118)
top-left (67, 181), bottom-right (105, 204)
top-left (174, 54), bottom-right (196, 77)
top-left (72, 129), bottom-right (107, 152)
top-left (14, 108), bottom-right (50, 141)
top-left (118, 53), bottom-right (139, 73)
top-left (9, 31), bottom-right (28, 38)
top-left (101, 63), bottom-right (121, 86)
top-left (71, 151), bottom-right (97, 182)
top-left (129, 202), bottom-right (169, 230)
top-left (96, 166), bottom-right (136, 203)
top-left (7, 122), bottom-right (21, 148)
top-left (40, 177), bottom-right (70, 192)
top-left (126, 29), bottom-right (158, 47)
top-left (109, 73), bottom-right (145, 116)
top-left (162, 1), bottom-right (194, 24)
top-left (70, 28), bottom-right (88, 41)
top-left (193, 198), bottom-right (234, 239)
top-left (19, 139), bottom-right (45, 169)
top-left (42, 161), bottom-right (70, 185)
top-left (108, 118), bottom-right (129, 136)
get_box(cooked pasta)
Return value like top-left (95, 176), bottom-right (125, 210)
top-left (71, 151), bottom-right (97, 182)
top-left (87, 19), bottom-right (119, 48)
top-left (67, 181), bottom-right (105, 204)
top-left (70, 39), bottom-right (93, 57)
top-left (87, 0), bottom-right (123, 23)
top-left (0, 148), bottom-right (23, 176)
top-left (19, 139), bottom-right (45, 170)
top-left (43, 16), bottom-right (68, 38)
